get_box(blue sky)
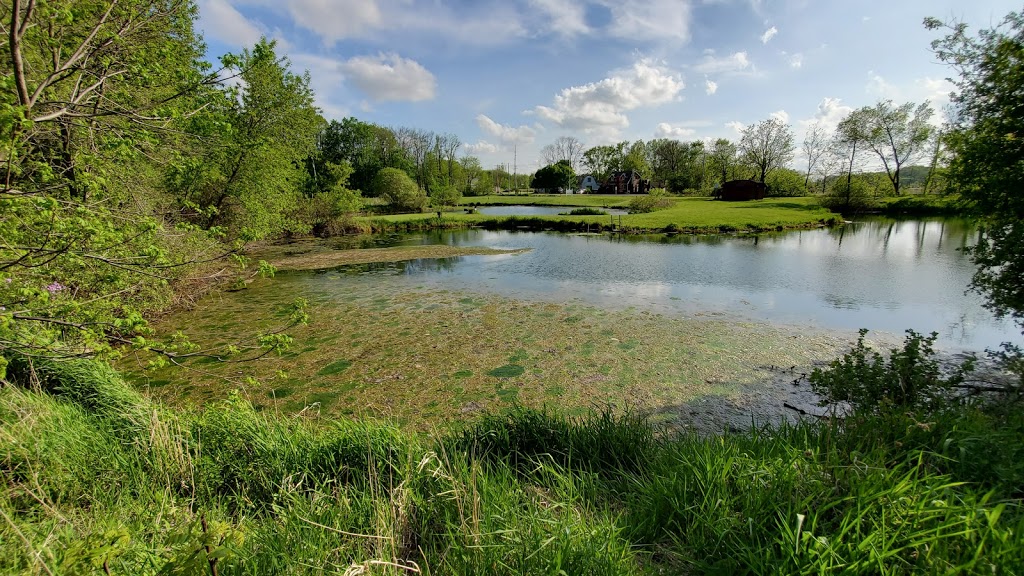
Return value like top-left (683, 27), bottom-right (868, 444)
top-left (197, 0), bottom-right (1018, 172)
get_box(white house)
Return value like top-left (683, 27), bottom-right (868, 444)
top-left (579, 174), bottom-right (600, 193)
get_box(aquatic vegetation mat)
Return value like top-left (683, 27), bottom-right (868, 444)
top-left (122, 268), bottom-right (858, 432)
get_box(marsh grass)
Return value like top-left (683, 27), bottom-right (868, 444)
top-left (2, 358), bottom-right (1021, 574)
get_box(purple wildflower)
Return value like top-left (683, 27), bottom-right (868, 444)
top-left (45, 282), bottom-right (64, 294)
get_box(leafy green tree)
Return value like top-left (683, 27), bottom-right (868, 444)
top-left (849, 100), bottom-right (934, 196)
top-left (928, 11), bottom-right (1024, 330)
top-left (708, 138), bottom-right (739, 185)
top-left (582, 143), bottom-right (626, 182)
top-left (530, 161), bottom-right (576, 192)
top-left (738, 118), bottom-right (795, 184)
top-left (196, 39), bottom-right (321, 239)
top-left (430, 185), bottom-right (462, 216)
top-left (0, 0), bottom-right (215, 361)
top-left (373, 168), bottom-right (427, 213)
top-left (622, 140), bottom-right (652, 180)
top-left (765, 168), bottom-right (806, 197)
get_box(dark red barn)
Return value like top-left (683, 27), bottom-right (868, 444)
top-left (717, 179), bottom-right (767, 201)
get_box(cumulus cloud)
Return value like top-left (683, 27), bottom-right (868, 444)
top-left (704, 77), bottom-right (718, 95)
top-left (198, 0), bottom-right (264, 47)
top-left (760, 26), bottom-right (778, 44)
top-left (655, 123), bottom-right (697, 139)
top-left (694, 51), bottom-right (751, 74)
top-left (769, 109), bottom-right (790, 123)
top-left (289, 53), bottom-right (348, 118)
top-left (476, 115), bottom-right (538, 146)
top-left (464, 140), bottom-right (500, 155)
top-left (799, 97), bottom-right (854, 132)
top-left (286, 0), bottom-right (383, 44)
top-left (725, 120), bottom-right (745, 135)
top-left (532, 58), bottom-right (684, 138)
top-left (866, 71), bottom-right (898, 98)
top-left (339, 53), bottom-right (436, 102)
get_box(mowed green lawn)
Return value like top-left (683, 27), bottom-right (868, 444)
top-left (361, 196), bottom-right (840, 232)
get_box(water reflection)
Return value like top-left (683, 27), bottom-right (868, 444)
top-left (303, 218), bottom-right (1016, 350)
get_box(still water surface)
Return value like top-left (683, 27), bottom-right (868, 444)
top-left (301, 218), bottom-right (1016, 350)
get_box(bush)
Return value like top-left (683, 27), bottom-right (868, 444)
top-left (564, 207), bottom-right (607, 216)
top-left (628, 188), bottom-right (673, 214)
top-left (819, 177), bottom-right (877, 212)
top-left (766, 168), bottom-right (806, 197)
top-left (809, 329), bottom-right (974, 414)
top-left (372, 168), bottom-right (427, 213)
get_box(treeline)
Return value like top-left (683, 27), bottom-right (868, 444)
top-left (531, 100), bottom-right (945, 202)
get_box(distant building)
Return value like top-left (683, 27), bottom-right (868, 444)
top-left (599, 170), bottom-right (651, 194)
top-left (579, 174), bottom-right (601, 193)
top-left (717, 179), bottom-right (767, 201)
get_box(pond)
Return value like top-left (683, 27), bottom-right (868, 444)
top-left (473, 205), bottom-right (629, 216)
top-left (133, 217), bottom-right (1018, 430)
top-left (328, 218), bottom-right (1014, 350)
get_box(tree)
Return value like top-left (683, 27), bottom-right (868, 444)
top-left (430, 185), bottom-right (462, 216)
top-left (540, 136), bottom-right (585, 172)
top-left (530, 161), bottom-right (576, 192)
top-left (582, 143), bottom-right (626, 182)
top-left (708, 138), bottom-right (739, 185)
top-left (927, 11), bottom-right (1024, 330)
top-left (0, 0), bottom-right (220, 359)
top-left (622, 140), bottom-right (652, 179)
top-left (801, 122), bottom-right (829, 191)
top-left (195, 40), bottom-right (321, 239)
top-left (858, 100), bottom-right (934, 196)
top-left (835, 108), bottom-right (873, 191)
top-left (738, 118), bottom-right (795, 184)
top-left (373, 168), bottom-right (427, 213)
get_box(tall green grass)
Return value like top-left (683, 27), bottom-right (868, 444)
top-left (2, 357), bottom-right (1021, 574)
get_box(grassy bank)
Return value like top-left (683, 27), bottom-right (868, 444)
top-left (360, 197), bottom-right (840, 235)
top-left (2, 357), bottom-right (1022, 574)
top-left (876, 194), bottom-right (969, 217)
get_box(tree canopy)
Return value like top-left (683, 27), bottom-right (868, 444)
top-left (530, 161), bottom-right (576, 192)
top-left (928, 11), bottom-right (1024, 330)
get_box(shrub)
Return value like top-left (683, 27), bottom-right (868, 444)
top-left (564, 207), bottom-right (607, 216)
top-left (819, 177), bottom-right (877, 212)
top-left (628, 188), bottom-right (673, 214)
top-left (809, 329), bottom-right (974, 414)
top-left (372, 168), bottom-right (427, 213)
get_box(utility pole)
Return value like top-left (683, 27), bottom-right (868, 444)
top-left (513, 143), bottom-right (518, 192)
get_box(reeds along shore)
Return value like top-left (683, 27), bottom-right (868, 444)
top-left (1, 356), bottom-right (1022, 574)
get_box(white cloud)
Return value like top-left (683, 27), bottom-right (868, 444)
top-left (464, 140), bottom-right (500, 155)
top-left (866, 71), bottom-right (898, 98)
top-left (198, 0), bottom-right (264, 47)
top-left (289, 53), bottom-right (348, 118)
top-left (476, 115), bottom-right (538, 146)
top-left (532, 57), bottom-right (684, 138)
top-left (799, 97), bottom-right (853, 132)
top-left (788, 53), bottom-right (803, 69)
top-left (286, 0), bottom-right (383, 44)
top-left (594, 0), bottom-right (692, 42)
top-left (725, 120), bottom-right (745, 135)
top-left (770, 109), bottom-right (790, 123)
top-left (704, 77), bottom-right (718, 95)
top-left (694, 51), bottom-right (751, 74)
top-left (529, 0), bottom-right (589, 36)
top-left (760, 26), bottom-right (778, 44)
top-left (655, 123), bottom-right (697, 139)
top-left (339, 53), bottom-right (436, 102)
